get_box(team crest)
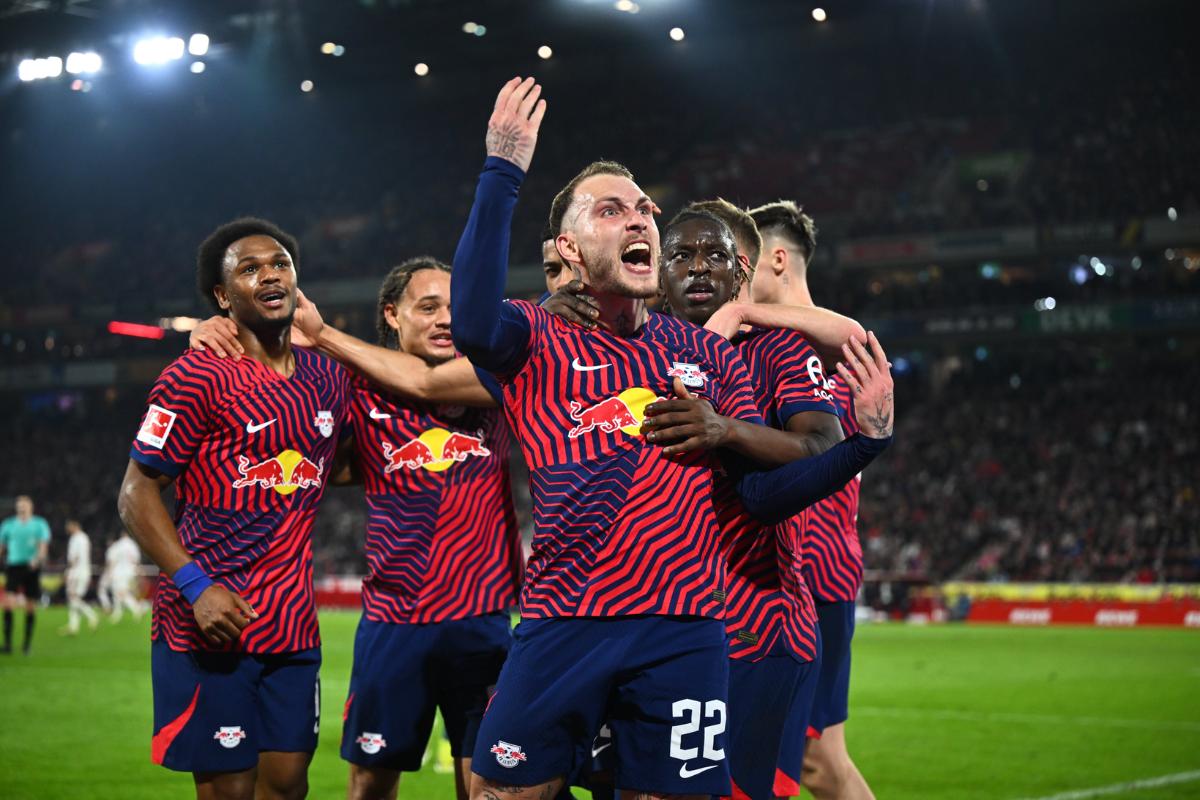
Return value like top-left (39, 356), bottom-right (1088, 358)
top-left (314, 410), bottom-right (335, 438)
top-left (213, 726), bottom-right (246, 749)
top-left (490, 740), bottom-right (528, 768)
top-left (356, 732), bottom-right (387, 755)
top-left (667, 362), bottom-right (708, 389)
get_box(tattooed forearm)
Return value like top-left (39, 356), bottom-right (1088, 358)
top-left (486, 123), bottom-right (521, 161)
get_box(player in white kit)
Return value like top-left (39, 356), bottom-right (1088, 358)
top-left (104, 532), bottom-right (146, 623)
top-left (61, 520), bottom-right (99, 634)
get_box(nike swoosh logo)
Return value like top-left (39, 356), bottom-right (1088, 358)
top-left (679, 764), bottom-right (718, 779)
top-left (369, 407), bottom-right (392, 420)
top-left (591, 742), bottom-right (611, 759)
top-left (245, 419), bottom-right (276, 434)
top-left (571, 358), bottom-right (611, 372)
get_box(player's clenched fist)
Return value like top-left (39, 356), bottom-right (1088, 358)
top-left (838, 331), bottom-right (895, 440)
top-left (485, 76), bottom-right (547, 173)
top-left (193, 584), bottom-right (259, 646)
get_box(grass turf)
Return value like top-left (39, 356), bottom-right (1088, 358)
top-left (0, 609), bottom-right (1197, 799)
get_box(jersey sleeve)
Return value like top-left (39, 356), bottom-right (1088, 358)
top-left (36, 519), bottom-right (50, 543)
top-left (129, 356), bottom-right (213, 478)
top-left (766, 332), bottom-right (840, 424)
top-left (474, 365), bottom-right (505, 404)
top-left (710, 336), bottom-right (766, 425)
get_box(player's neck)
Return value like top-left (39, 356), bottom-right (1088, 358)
top-left (779, 272), bottom-right (815, 308)
top-left (593, 294), bottom-right (647, 337)
top-left (237, 322), bottom-right (296, 376)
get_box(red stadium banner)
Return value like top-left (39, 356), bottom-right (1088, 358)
top-left (967, 598), bottom-right (1200, 628)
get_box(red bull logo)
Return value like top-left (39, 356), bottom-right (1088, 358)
top-left (568, 388), bottom-right (661, 439)
top-left (232, 449), bottom-right (324, 495)
top-left (490, 740), bottom-right (527, 768)
top-left (381, 428), bottom-right (491, 473)
top-left (666, 361), bottom-right (709, 389)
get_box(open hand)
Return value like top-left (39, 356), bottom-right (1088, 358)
top-left (189, 316), bottom-right (242, 359)
top-left (541, 279), bottom-right (601, 329)
top-left (838, 331), bottom-right (895, 439)
top-left (641, 378), bottom-right (730, 455)
top-left (486, 77), bottom-right (547, 173)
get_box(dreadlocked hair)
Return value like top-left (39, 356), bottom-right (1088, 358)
top-left (375, 256), bottom-right (451, 349)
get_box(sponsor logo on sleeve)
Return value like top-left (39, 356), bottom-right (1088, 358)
top-left (137, 405), bottom-right (178, 449)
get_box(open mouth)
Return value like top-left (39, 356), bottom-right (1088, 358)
top-left (684, 279), bottom-right (716, 304)
top-left (429, 332), bottom-right (454, 348)
top-left (257, 289), bottom-right (288, 309)
top-left (621, 241), bottom-right (653, 275)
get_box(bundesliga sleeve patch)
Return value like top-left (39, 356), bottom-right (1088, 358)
top-left (137, 404), bottom-right (178, 449)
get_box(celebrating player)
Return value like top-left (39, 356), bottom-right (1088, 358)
top-left (749, 201), bottom-right (876, 800)
top-left (0, 495), bottom-right (50, 654)
top-left (117, 217), bottom-right (352, 800)
top-left (449, 77), bottom-right (893, 800)
top-left (62, 520), bottom-right (99, 634)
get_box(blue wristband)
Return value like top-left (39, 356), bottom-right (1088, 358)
top-left (172, 562), bottom-right (214, 605)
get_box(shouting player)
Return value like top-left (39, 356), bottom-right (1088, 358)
top-left (450, 77), bottom-right (893, 800)
top-left (117, 217), bottom-right (351, 800)
top-left (749, 201), bottom-right (875, 800)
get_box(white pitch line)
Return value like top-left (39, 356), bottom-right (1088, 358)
top-left (1014, 769), bottom-right (1200, 800)
top-left (855, 705), bottom-right (1200, 733)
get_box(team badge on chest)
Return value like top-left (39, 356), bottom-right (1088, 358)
top-left (314, 410), bottom-right (335, 438)
top-left (667, 362), bottom-right (709, 389)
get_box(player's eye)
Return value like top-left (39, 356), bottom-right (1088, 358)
top-left (601, 207), bottom-right (618, 217)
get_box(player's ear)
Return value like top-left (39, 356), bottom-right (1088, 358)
top-left (556, 232), bottom-right (581, 268)
top-left (383, 303), bottom-right (402, 331)
top-left (772, 246), bottom-right (789, 277)
top-left (213, 284), bottom-right (232, 312)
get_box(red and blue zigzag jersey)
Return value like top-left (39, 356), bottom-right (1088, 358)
top-left (349, 376), bottom-right (522, 624)
top-left (493, 301), bottom-right (764, 620)
top-left (719, 328), bottom-right (840, 663)
top-left (802, 369), bottom-right (864, 603)
top-left (130, 347), bottom-right (351, 653)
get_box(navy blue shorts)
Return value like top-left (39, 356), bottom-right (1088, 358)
top-left (150, 641), bottom-right (321, 773)
top-left (341, 612), bottom-right (511, 770)
top-left (727, 649), bottom-right (819, 800)
top-left (472, 615), bottom-right (730, 796)
top-left (808, 601), bottom-right (855, 736)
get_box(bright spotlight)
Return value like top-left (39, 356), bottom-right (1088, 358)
top-left (474, 25), bottom-right (487, 36)
top-left (134, 36), bottom-right (186, 66)
top-left (615, 0), bottom-right (633, 10)
top-left (300, 79), bottom-right (314, 92)
top-left (190, 61), bottom-right (206, 74)
top-left (414, 62), bottom-right (430, 76)
top-left (1168, 206), bottom-right (1178, 221)
top-left (333, 44), bottom-right (345, 57)
top-left (538, 45), bottom-right (553, 60)
top-left (43, 56), bottom-right (62, 78)
top-left (321, 42), bottom-right (335, 54)
top-left (188, 33), bottom-right (209, 56)
top-left (669, 27), bottom-right (686, 41)
top-left (1044, 296), bottom-right (1057, 310)
top-left (813, 7), bottom-right (828, 22)
top-left (66, 52), bottom-right (102, 75)
top-left (18, 59), bottom-right (38, 82)
top-left (462, 22), bottom-right (478, 34)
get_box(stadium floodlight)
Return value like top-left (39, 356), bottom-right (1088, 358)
top-left (300, 79), bottom-right (314, 92)
top-left (669, 27), bottom-right (686, 41)
top-left (414, 62), bottom-right (430, 76)
top-left (134, 36), bottom-right (186, 66)
top-left (66, 52), bottom-right (102, 75)
top-left (18, 58), bottom-right (38, 81)
top-left (190, 61), bottom-right (205, 74)
top-left (462, 22), bottom-right (478, 34)
top-left (813, 7), bottom-right (828, 22)
top-left (333, 45), bottom-right (345, 56)
top-left (538, 45), bottom-right (553, 60)
top-left (321, 42), bottom-right (336, 54)
top-left (188, 33), bottom-right (209, 57)
top-left (1167, 206), bottom-right (1178, 221)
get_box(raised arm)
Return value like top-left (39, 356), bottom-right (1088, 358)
top-left (117, 461), bottom-right (258, 645)
top-left (706, 302), bottom-right (866, 366)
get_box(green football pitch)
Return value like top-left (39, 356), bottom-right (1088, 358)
top-left (1, 609), bottom-right (1197, 799)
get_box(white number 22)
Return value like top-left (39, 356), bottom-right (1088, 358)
top-left (670, 698), bottom-right (726, 761)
